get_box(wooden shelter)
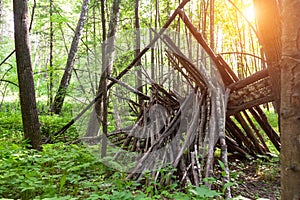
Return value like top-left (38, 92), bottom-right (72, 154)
top-left (55, 0), bottom-right (280, 198)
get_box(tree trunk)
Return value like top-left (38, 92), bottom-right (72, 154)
top-left (51, 0), bottom-right (90, 114)
top-left (85, 0), bottom-right (106, 138)
top-left (85, 0), bottom-right (121, 155)
top-left (49, 0), bottom-right (54, 108)
top-left (101, 0), bottom-right (121, 158)
top-left (280, 0), bottom-right (300, 199)
top-left (253, 0), bottom-right (281, 113)
top-left (209, 0), bottom-right (214, 50)
top-left (135, 0), bottom-right (143, 106)
top-left (13, 0), bottom-right (41, 150)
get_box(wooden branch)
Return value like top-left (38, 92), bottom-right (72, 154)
top-left (228, 69), bottom-right (269, 91)
top-left (226, 117), bottom-right (254, 154)
top-left (53, 0), bottom-right (189, 136)
top-left (225, 135), bottom-right (248, 156)
top-left (227, 95), bottom-right (274, 115)
top-left (218, 51), bottom-right (265, 61)
top-left (0, 50), bottom-right (16, 67)
top-left (191, 152), bottom-right (199, 186)
top-left (234, 113), bottom-right (265, 154)
top-left (173, 95), bottom-right (201, 167)
top-left (163, 34), bottom-right (207, 89)
top-left (166, 51), bottom-right (195, 88)
top-left (242, 110), bottom-right (269, 152)
top-left (217, 55), bottom-right (239, 82)
top-left (250, 107), bottom-right (280, 151)
top-left (0, 79), bottom-right (18, 87)
top-left (108, 77), bottom-right (150, 100)
top-left (115, 0), bottom-right (190, 81)
top-left (127, 93), bottom-right (193, 178)
top-left (177, 10), bottom-right (235, 86)
top-left (177, 10), bottom-right (219, 67)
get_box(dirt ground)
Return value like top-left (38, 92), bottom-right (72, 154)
top-left (229, 156), bottom-right (280, 199)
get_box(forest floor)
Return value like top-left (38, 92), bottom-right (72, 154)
top-left (0, 108), bottom-right (281, 199)
top-left (230, 156), bottom-right (280, 200)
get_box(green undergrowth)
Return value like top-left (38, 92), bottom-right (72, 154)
top-left (0, 108), bottom-right (78, 143)
top-left (0, 113), bottom-right (223, 199)
top-left (0, 139), bottom-right (221, 199)
top-left (0, 106), bottom-right (280, 199)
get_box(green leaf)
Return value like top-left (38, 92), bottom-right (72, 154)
top-left (222, 182), bottom-right (235, 194)
top-left (190, 185), bottom-right (221, 198)
top-left (218, 160), bottom-right (225, 171)
top-left (59, 174), bottom-right (67, 193)
top-left (172, 192), bottom-right (190, 200)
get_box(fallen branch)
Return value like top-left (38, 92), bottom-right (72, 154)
top-left (53, 0), bottom-right (190, 136)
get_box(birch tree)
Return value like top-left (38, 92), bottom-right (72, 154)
top-left (51, 0), bottom-right (90, 114)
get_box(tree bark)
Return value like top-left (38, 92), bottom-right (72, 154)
top-left (280, 0), bottom-right (300, 199)
top-left (51, 0), bottom-right (90, 114)
top-left (209, 0), bottom-right (214, 50)
top-left (253, 0), bottom-right (281, 113)
top-left (13, 0), bottom-right (41, 150)
top-left (49, 0), bottom-right (54, 108)
top-left (135, 0), bottom-right (143, 106)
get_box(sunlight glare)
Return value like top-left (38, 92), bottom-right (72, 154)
top-left (244, 5), bottom-right (255, 22)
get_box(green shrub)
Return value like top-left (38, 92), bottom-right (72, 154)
top-left (40, 115), bottom-right (78, 143)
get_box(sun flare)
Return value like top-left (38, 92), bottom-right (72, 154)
top-left (244, 6), bottom-right (256, 22)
